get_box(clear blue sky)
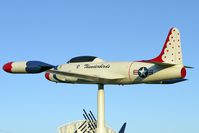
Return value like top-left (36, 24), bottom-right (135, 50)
top-left (0, 0), bottom-right (198, 133)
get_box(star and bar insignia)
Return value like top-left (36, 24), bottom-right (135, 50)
top-left (133, 67), bottom-right (153, 78)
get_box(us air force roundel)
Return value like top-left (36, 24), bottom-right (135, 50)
top-left (138, 67), bottom-right (148, 78)
top-left (133, 67), bottom-right (153, 78)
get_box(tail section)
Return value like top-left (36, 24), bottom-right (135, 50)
top-left (147, 27), bottom-right (183, 65)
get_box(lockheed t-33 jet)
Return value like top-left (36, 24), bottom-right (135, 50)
top-left (3, 28), bottom-right (189, 85)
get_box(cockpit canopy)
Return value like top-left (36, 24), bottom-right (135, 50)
top-left (67, 56), bottom-right (104, 63)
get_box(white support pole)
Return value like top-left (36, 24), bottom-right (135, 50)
top-left (96, 84), bottom-right (106, 133)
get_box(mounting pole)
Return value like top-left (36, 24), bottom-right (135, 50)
top-left (96, 84), bottom-right (106, 133)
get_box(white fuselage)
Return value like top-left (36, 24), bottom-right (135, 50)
top-left (49, 61), bottom-right (184, 85)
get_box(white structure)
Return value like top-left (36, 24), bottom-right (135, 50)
top-left (58, 120), bottom-right (116, 133)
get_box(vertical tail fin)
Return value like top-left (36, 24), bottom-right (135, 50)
top-left (147, 28), bottom-right (183, 65)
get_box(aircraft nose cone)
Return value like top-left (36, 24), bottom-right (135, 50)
top-left (45, 72), bottom-right (50, 80)
top-left (3, 62), bottom-right (13, 73)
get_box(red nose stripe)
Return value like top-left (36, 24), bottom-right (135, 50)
top-left (45, 73), bottom-right (50, 80)
top-left (3, 62), bottom-right (13, 73)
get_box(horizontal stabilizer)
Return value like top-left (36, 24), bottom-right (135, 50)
top-left (141, 61), bottom-right (175, 67)
top-left (142, 61), bottom-right (193, 69)
top-left (161, 78), bottom-right (188, 84)
top-left (185, 66), bottom-right (194, 69)
top-left (147, 78), bottom-right (188, 84)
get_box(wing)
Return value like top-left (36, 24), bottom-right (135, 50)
top-left (47, 69), bottom-right (125, 82)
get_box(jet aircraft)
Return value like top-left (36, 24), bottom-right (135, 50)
top-left (3, 28), bottom-right (189, 85)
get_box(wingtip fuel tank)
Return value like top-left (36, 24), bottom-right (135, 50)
top-left (3, 61), bottom-right (54, 73)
